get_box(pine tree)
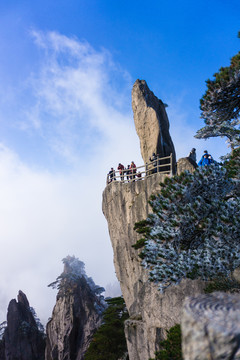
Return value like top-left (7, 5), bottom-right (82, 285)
top-left (195, 32), bottom-right (240, 151)
top-left (48, 255), bottom-right (105, 302)
top-left (84, 296), bottom-right (129, 360)
top-left (134, 165), bottom-right (240, 293)
top-left (150, 324), bottom-right (182, 360)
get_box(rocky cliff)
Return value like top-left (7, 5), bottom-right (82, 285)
top-left (45, 256), bottom-right (105, 360)
top-left (102, 173), bottom-right (204, 360)
top-left (0, 290), bottom-right (45, 360)
top-left (102, 80), bottom-right (203, 360)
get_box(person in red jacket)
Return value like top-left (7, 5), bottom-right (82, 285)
top-left (130, 161), bottom-right (136, 180)
top-left (118, 163), bottom-right (125, 181)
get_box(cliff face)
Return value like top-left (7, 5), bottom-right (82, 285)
top-left (102, 173), bottom-right (204, 360)
top-left (0, 290), bottom-right (45, 360)
top-left (45, 256), bottom-right (105, 360)
top-left (103, 79), bottom-right (202, 359)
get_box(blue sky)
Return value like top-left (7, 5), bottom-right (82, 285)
top-left (0, 0), bottom-right (239, 324)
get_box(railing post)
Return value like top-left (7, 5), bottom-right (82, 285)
top-left (157, 155), bottom-right (159, 173)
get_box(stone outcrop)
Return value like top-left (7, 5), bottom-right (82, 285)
top-left (177, 157), bottom-right (197, 175)
top-left (132, 79), bottom-right (176, 169)
top-left (45, 256), bottom-right (105, 360)
top-left (102, 174), bottom-right (205, 360)
top-left (0, 290), bottom-right (45, 360)
top-left (181, 292), bottom-right (240, 360)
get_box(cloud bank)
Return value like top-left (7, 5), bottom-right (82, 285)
top-left (0, 31), bottom-right (143, 324)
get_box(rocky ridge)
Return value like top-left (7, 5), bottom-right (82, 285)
top-left (0, 290), bottom-right (45, 360)
top-left (0, 257), bottom-right (106, 360)
top-left (45, 256), bottom-right (105, 360)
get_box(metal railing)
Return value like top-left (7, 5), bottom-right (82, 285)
top-left (106, 154), bottom-right (173, 185)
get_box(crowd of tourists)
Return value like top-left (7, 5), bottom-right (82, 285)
top-left (107, 149), bottom-right (216, 184)
top-left (108, 161), bottom-right (141, 184)
top-left (107, 152), bottom-right (168, 184)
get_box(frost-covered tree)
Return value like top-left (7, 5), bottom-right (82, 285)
top-left (48, 256), bottom-right (105, 303)
top-left (133, 165), bottom-right (240, 292)
top-left (196, 32), bottom-right (240, 183)
top-left (195, 32), bottom-right (240, 151)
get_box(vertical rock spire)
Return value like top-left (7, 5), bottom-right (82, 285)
top-left (132, 79), bottom-right (176, 169)
top-left (0, 290), bottom-right (45, 360)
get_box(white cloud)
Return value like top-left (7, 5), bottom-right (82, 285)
top-left (0, 143), bottom-right (123, 324)
top-left (18, 30), bottom-right (137, 167)
top-left (0, 31), bottom-right (141, 325)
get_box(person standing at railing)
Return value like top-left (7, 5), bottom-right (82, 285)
top-left (108, 167), bottom-right (116, 183)
top-left (130, 161), bottom-right (136, 180)
top-left (149, 152), bottom-right (157, 173)
top-left (126, 165), bottom-right (131, 182)
top-left (118, 163), bottom-right (125, 181)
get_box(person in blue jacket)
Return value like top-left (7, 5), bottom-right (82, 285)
top-left (198, 150), bottom-right (213, 166)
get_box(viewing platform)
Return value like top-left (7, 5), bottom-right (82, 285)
top-left (106, 154), bottom-right (173, 185)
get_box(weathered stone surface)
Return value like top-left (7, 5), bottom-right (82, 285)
top-left (177, 157), bottom-right (197, 175)
top-left (132, 79), bottom-right (176, 169)
top-left (45, 258), bottom-right (105, 360)
top-left (182, 292), bottom-right (240, 360)
top-left (102, 173), bottom-right (205, 360)
top-left (0, 290), bottom-right (45, 360)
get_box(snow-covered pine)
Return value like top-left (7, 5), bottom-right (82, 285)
top-left (48, 256), bottom-right (105, 313)
top-left (195, 41), bottom-right (240, 153)
top-left (134, 165), bottom-right (240, 293)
